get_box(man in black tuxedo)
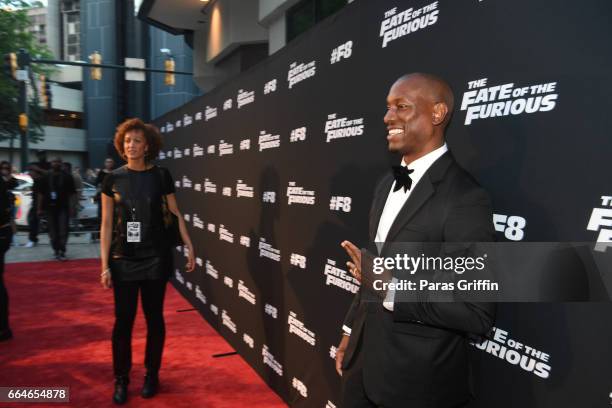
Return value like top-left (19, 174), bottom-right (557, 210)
top-left (336, 73), bottom-right (495, 408)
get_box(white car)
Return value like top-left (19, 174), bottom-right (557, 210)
top-left (12, 174), bottom-right (99, 230)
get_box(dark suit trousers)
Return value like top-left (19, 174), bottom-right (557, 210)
top-left (27, 206), bottom-right (39, 243)
top-left (46, 207), bottom-right (69, 254)
top-left (341, 331), bottom-right (472, 408)
top-left (112, 279), bottom-right (167, 377)
top-left (342, 332), bottom-right (378, 408)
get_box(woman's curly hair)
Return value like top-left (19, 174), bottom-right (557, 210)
top-left (113, 118), bottom-right (163, 162)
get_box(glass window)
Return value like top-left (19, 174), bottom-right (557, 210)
top-left (287, 0), bottom-right (347, 42)
top-left (287, 0), bottom-right (315, 42)
top-left (317, 0), bottom-right (347, 19)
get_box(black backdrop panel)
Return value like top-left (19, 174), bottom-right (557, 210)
top-left (154, 1), bottom-right (612, 406)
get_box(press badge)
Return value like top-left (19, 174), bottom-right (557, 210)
top-left (127, 221), bottom-right (141, 243)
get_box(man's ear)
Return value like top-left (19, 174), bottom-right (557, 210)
top-left (432, 102), bottom-right (449, 126)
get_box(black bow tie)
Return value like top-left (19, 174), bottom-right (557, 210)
top-left (392, 165), bottom-right (414, 192)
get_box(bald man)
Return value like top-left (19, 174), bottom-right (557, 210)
top-left (337, 73), bottom-right (496, 407)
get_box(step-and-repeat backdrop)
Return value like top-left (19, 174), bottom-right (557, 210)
top-left (154, 1), bottom-right (612, 406)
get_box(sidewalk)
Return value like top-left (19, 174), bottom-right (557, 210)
top-left (6, 231), bottom-right (101, 263)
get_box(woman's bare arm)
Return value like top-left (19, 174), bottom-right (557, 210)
top-left (165, 193), bottom-right (195, 272)
top-left (100, 193), bottom-right (114, 287)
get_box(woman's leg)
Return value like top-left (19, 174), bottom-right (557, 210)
top-left (112, 279), bottom-right (139, 377)
top-left (140, 279), bottom-right (167, 375)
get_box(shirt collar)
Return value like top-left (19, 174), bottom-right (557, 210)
top-left (401, 143), bottom-right (448, 172)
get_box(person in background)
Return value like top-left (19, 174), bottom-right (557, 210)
top-left (0, 161), bottom-right (18, 190)
top-left (85, 168), bottom-right (97, 184)
top-left (0, 175), bottom-right (15, 341)
top-left (73, 166), bottom-right (85, 209)
top-left (27, 151), bottom-right (50, 246)
top-left (27, 152), bottom-right (51, 248)
top-left (1, 162), bottom-right (18, 247)
top-left (37, 157), bottom-right (76, 261)
top-left (92, 158), bottom-right (115, 241)
top-left (63, 162), bottom-right (83, 195)
top-left (32, 150), bottom-right (51, 173)
top-left (63, 162), bottom-right (83, 230)
top-left (24, 164), bottom-right (43, 248)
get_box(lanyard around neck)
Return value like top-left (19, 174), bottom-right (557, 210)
top-left (126, 167), bottom-right (140, 222)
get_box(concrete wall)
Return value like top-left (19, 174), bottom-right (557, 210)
top-left (189, 0), bottom-right (268, 91)
top-left (45, 1), bottom-right (62, 59)
top-left (0, 126), bottom-right (87, 169)
top-left (267, 14), bottom-right (286, 55)
top-left (0, 127), bottom-right (87, 152)
top-left (192, 26), bottom-right (226, 93)
top-left (205, 0), bottom-right (267, 64)
top-left (258, 0), bottom-right (301, 24)
top-left (49, 83), bottom-right (83, 112)
top-left (258, 0), bottom-right (302, 55)
top-left (49, 65), bottom-right (83, 84)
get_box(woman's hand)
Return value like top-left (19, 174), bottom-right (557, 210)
top-left (100, 266), bottom-right (112, 289)
top-left (185, 245), bottom-right (195, 272)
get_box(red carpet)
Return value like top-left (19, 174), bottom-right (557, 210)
top-left (0, 259), bottom-right (286, 408)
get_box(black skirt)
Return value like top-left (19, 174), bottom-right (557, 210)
top-left (110, 252), bottom-right (172, 282)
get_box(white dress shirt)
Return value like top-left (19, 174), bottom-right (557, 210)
top-left (378, 143), bottom-right (448, 311)
top-left (342, 144), bottom-right (449, 335)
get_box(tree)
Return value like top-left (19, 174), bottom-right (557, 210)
top-left (0, 0), bottom-right (54, 143)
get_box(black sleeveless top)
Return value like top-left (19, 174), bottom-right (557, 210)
top-left (102, 165), bottom-right (175, 280)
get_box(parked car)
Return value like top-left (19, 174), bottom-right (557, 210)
top-left (11, 173), bottom-right (99, 230)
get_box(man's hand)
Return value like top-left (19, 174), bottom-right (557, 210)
top-left (341, 240), bottom-right (362, 282)
top-left (335, 334), bottom-right (350, 376)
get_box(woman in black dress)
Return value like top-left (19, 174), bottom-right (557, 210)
top-left (99, 118), bottom-right (195, 405)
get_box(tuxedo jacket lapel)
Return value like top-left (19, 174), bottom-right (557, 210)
top-left (377, 152), bottom-right (453, 250)
top-left (383, 176), bottom-right (434, 246)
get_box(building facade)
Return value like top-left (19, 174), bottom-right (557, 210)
top-left (139, 0), bottom-right (350, 92)
top-left (17, 0), bottom-right (329, 169)
top-left (1, 2), bottom-right (86, 170)
top-left (81, 0), bottom-right (200, 168)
